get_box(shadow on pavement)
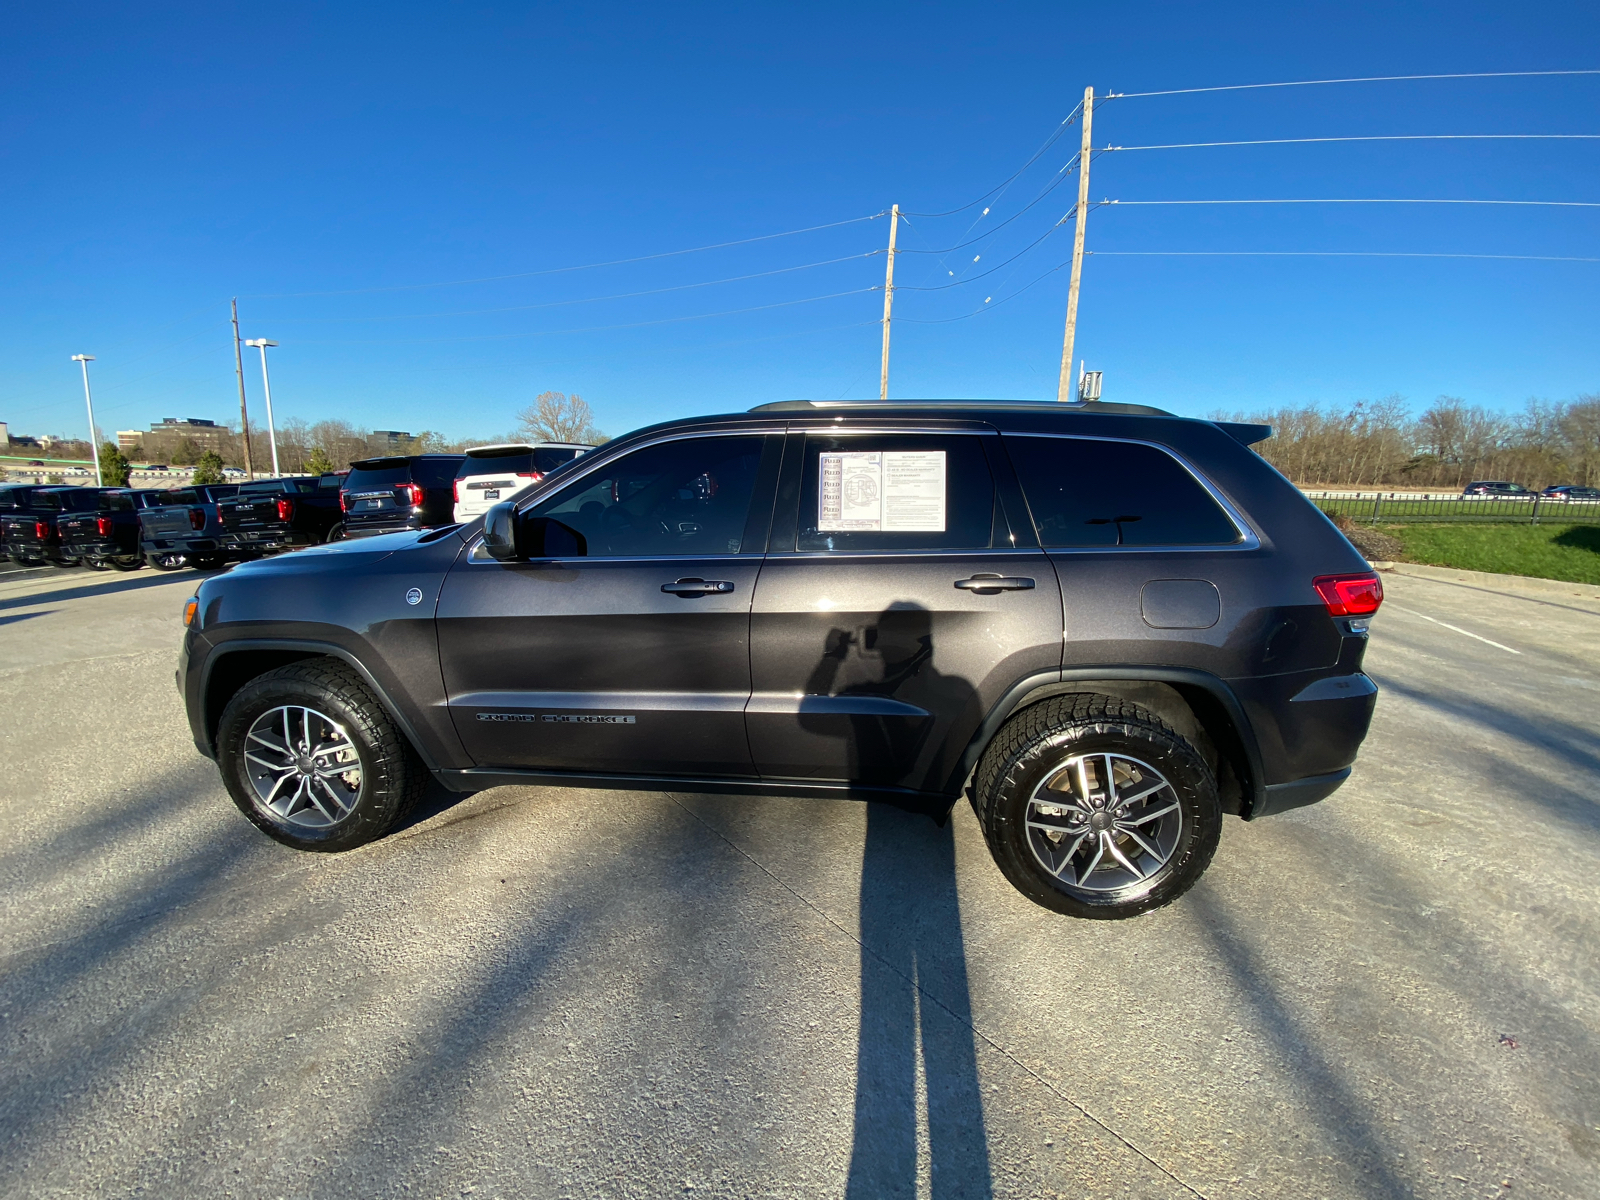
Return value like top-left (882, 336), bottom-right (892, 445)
top-left (0, 570), bottom-right (191, 613)
top-left (846, 804), bottom-right (992, 1199)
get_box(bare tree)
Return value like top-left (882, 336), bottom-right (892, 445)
top-left (516, 392), bottom-right (606, 444)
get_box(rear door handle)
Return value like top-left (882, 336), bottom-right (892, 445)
top-left (661, 577), bottom-right (735, 596)
top-left (954, 574), bottom-right (1036, 593)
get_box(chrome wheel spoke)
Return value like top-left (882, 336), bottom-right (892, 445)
top-left (1075, 835), bottom-right (1107, 884)
top-left (1103, 836), bottom-right (1145, 879)
top-left (1123, 801), bottom-right (1179, 825)
top-left (1115, 824), bottom-right (1163, 861)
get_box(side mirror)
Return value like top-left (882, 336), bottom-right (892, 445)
top-left (482, 502), bottom-right (587, 562)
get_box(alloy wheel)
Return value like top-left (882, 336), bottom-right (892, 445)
top-left (1025, 752), bottom-right (1184, 893)
top-left (242, 705), bottom-right (364, 828)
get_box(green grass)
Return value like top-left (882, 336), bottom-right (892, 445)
top-left (1379, 523), bottom-right (1600, 585)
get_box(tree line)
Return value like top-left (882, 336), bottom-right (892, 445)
top-left (1214, 394), bottom-right (1600, 489)
top-left (124, 392), bottom-right (608, 476)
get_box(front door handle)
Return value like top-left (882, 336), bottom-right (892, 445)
top-left (954, 574), bottom-right (1036, 593)
top-left (661, 577), bottom-right (736, 597)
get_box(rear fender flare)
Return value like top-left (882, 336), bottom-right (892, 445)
top-left (952, 666), bottom-right (1266, 816)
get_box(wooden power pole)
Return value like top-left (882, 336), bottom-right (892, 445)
top-left (232, 298), bottom-right (255, 479)
top-left (879, 204), bottom-right (899, 400)
top-left (1057, 86), bottom-right (1095, 401)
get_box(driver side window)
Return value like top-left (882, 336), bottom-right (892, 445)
top-left (528, 436), bottom-right (766, 558)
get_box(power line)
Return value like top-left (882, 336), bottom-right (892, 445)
top-left (262, 253), bottom-right (878, 324)
top-left (245, 214), bottom-right (887, 299)
top-left (898, 100), bottom-right (1085, 219)
top-left (1109, 197), bottom-right (1600, 207)
top-left (1106, 134), bottom-right (1600, 151)
top-left (1090, 250), bottom-right (1600, 262)
top-left (1109, 69), bottom-right (1600, 100)
top-left (898, 152), bottom-right (1086, 255)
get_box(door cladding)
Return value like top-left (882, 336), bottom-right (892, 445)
top-left (1141, 579), bottom-right (1221, 630)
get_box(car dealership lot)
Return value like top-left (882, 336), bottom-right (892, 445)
top-left (1, 567), bottom-right (1597, 1199)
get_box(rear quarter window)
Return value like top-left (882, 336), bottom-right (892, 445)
top-left (1005, 435), bottom-right (1242, 548)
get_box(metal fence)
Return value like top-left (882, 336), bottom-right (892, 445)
top-left (1307, 492), bottom-right (1600, 525)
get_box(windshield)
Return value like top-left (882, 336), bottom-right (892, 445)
top-left (345, 465), bottom-right (411, 490)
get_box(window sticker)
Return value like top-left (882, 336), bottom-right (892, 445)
top-left (818, 450), bottom-right (946, 532)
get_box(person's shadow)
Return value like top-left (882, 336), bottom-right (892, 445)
top-left (801, 603), bottom-right (994, 1197)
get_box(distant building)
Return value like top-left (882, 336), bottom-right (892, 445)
top-left (0, 422), bottom-right (8, 444)
top-left (147, 417), bottom-right (230, 451)
top-left (371, 430), bottom-right (414, 450)
top-left (117, 429), bottom-right (144, 453)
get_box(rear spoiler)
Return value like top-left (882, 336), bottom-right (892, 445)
top-left (1215, 422), bottom-right (1272, 446)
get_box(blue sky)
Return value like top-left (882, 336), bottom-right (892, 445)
top-left (1, 1), bottom-right (1596, 445)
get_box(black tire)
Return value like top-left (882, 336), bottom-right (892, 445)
top-left (216, 660), bottom-right (427, 852)
top-left (189, 553), bottom-right (227, 570)
top-left (108, 554), bottom-right (143, 571)
top-left (972, 693), bottom-right (1221, 920)
top-left (324, 523), bottom-right (346, 543)
top-left (149, 552), bottom-right (188, 571)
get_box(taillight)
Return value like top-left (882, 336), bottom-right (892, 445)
top-left (339, 491), bottom-right (350, 513)
top-left (189, 507), bottom-right (206, 531)
top-left (397, 482), bottom-right (423, 507)
top-left (453, 478), bottom-right (464, 503)
top-left (276, 497), bottom-right (295, 521)
top-left (96, 515), bottom-right (113, 536)
top-left (1312, 572), bottom-right (1384, 617)
top-left (517, 471), bottom-right (544, 485)
top-left (35, 519), bottom-right (49, 539)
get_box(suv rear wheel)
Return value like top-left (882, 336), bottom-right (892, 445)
top-left (973, 693), bottom-right (1220, 920)
top-left (216, 660), bottom-right (426, 852)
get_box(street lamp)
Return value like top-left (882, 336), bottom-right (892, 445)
top-left (243, 338), bottom-right (280, 476)
top-left (70, 354), bottom-right (103, 486)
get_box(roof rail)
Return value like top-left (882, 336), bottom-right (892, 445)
top-left (749, 398), bottom-right (1173, 417)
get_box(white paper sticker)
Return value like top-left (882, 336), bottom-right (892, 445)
top-left (818, 450), bottom-right (946, 532)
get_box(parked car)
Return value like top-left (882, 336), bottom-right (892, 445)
top-left (58, 489), bottom-right (144, 571)
top-left (2, 486), bottom-right (108, 566)
top-left (340, 454), bottom-right (465, 537)
top-left (1541, 484), bottom-right (1600, 501)
top-left (138, 483), bottom-right (241, 570)
top-left (180, 399), bottom-right (1383, 921)
top-left (26, 460), bottom-right (45, 467)
top-left (219, 475), bottom-right (346, 557)
top-left (0, 484), bottom-right (50, 561)
top-left (1461, 481), bottom-right (1532, 498)
top-left (452, 442), bottom-right (593, 523)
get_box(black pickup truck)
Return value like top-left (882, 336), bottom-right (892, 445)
top-left (139, 484), bottom-right (241, 570)
top-left (58, 489), bottom-right (145, 570)
top-left (219, 475), bottom-right (347, 557)
top-left (2, 486), bottom-right (109, 566)
top-left (0, 485), bottom-right (50, 562)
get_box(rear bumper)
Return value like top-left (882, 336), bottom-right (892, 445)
top-left (65, 540), bottom-right (131, 559)
top-left (222, 529), bottom-right (317, 554)
top-left (1255, 768), bottom-right (1351, 817)
top-left (143, 536), bottom-right (221, 555)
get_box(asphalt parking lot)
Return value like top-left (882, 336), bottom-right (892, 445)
top-left (1, 563), bottom-right (1597, 1199)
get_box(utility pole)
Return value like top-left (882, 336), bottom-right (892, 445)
top-left (231, 298), bottom-right (255, 479)
top-left (879, 203), bottom-right (899, 401)
top-left (1057, 86), bottom-right (1095, 401)
top-left (245, 339), bottom-right (281, 476)
top-left (71, 354), bottom-right (103, 486)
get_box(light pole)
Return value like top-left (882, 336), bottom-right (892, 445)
top-left (71, 354), bottom-right (103, 486)
top-left (244, 338), bottom-right (280, 476)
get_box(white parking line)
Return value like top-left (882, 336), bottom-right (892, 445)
top-left (1386, 603), bottom-right (1521, 654)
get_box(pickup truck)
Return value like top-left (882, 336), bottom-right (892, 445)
top-left (59, 490), bottom-right (145, 570)
top-left (138, 483), bottom-right (241, 570)
top-left (0, 484), bottom-right (51, 562)
top-left (219, 475), bottom-right (346, 557)
top-left (1, 486), bottom-right (107, 566)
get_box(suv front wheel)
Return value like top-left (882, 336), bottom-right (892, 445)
top-left (216, 660), bottom-right (426, 852)
top-left (973, 694), bottom-right (1221, 920)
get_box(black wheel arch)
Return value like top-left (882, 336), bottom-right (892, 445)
top-left (199, 640), bottom-right (443, 771)
top-left (954, 667), bottom-right (1266, 817)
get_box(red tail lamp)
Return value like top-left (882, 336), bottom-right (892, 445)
top-left (397, 482), bottom-right (423, 507)
top-left (275, 497), bottom-right (295, 522)
top-left (1312, 572), bottom-right (1384, 617)
top-left (34, 519), bottom-right (49, 540)
top-left (189, 507), bottom-right (206, 531)
top-left (96, 515), bottom-right (114, 536)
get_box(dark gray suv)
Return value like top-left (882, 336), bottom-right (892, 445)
top-left (179, 400), bottom-right (1382, 919)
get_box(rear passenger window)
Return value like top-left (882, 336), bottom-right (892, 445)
top-left (796, 434), bottom-right (997, 552)
top-left (1006, 435), bottom-right (1242, 548)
